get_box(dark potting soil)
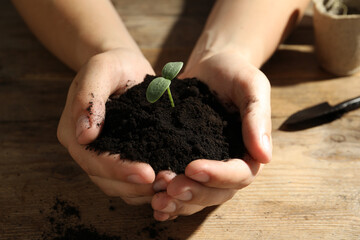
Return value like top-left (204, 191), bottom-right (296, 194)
top-left (87, 76), bottom-right (246, 174)
top-left (330, 6), bottom-right (360, 15)
top-left (347, 6), bottom-right (360, 15)
top-left (324, 0), bottom-right (360, 15)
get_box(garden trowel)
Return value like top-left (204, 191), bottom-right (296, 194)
top-left (279, 96), bottom-right (360, 131)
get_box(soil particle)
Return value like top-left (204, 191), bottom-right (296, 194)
top-left (52, 198), bottom-right (81, 220)
top-left (87, 102), bottom-right (94, 115)
top-left (87, 76), bottom-right (246, 174)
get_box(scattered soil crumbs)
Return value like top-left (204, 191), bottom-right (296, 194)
top-left (87, 76), bottom-right (246, 174)
top-left (137, 222), bottom-right (179, 240)
top-left (39, 198), bottom-right (180, 240)
top-left (40, 198), bottom-right (122, 240)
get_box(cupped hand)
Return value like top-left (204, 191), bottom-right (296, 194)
top-left (183, 50), bottom-right (272, 163)
top-left (57, 48), bottom-right (157, 205)
top-left (151, 50), bottom-right (272, 220)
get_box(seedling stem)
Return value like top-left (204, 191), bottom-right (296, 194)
top-left (167, 87), bottom-right (175, 107)
top-left (146, 62), bottom-right (183, 107)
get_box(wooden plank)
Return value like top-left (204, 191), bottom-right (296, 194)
top-left (271, 75), bottom-right (360, 118)
top-left (123, 15), bottom-right (206, 48)
top-left (111, 0), bottom-right (215, 16)
top-left (0, 77), bottom-right (70, 122)
top-left (0, 118), bottom-right (359, 239)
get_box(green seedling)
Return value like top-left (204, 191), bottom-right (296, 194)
top-left (146, 62), bottom-right (183, 107)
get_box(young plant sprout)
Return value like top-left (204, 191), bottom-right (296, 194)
top-left (146, 62), bottom-right (183, 107)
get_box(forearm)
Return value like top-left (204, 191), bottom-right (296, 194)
top-left (189, 0), bottom-right (311, 68)
top-left (12, 0), bottom-right (140, 71)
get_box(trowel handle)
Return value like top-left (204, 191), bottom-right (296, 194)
top-left (334, 96), bottom-right (360, 113)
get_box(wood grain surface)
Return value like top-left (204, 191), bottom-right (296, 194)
top-left (0, 1), bottom-right (359, 239)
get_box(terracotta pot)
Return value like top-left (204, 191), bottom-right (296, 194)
top-left (313, 0), bottom-right (360, 76)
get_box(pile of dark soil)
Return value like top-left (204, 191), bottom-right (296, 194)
top-left (88, 76), bottom-right (246, 174)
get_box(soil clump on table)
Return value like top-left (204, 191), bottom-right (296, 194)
top-left (40, 198), bottom-right (177, 240)
top-left (41, 198), bottom-right (122, 240)
top-left (88, 76), bottom-right (246, 174)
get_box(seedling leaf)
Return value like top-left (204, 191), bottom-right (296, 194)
top-left (146, 77), bottom-right (171, 103)
top-left (161, 62), bottom-right (183, 80)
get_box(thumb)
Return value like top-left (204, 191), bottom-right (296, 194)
top-left (233, 71), bottom-right (272, 164)
top-left (71, 56), bottom-right (127, 145)
top-left (74, 91), bottom-right (106, 145)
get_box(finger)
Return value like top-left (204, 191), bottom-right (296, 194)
top-left (71, 54), bottom-right (127, 145)
top-left (232, 69), bottom-right (272, 163)
top-left (153, 211), bottom-right (171, 222)
top-left (153, 210), bottom-right (178, 221)
top-left (71, 52), bottom-right (154, 145)
top-left (185, 158), bottom-right (261, 189)
top-left (166, 175), bottom-right (236, 206)
top-left (68, 142), bottom-right (155, 184)
top-left (122, 196), bottom-right (153, 206)
top-left (151, 192), bottom-right (205, 221)
top-left (90, 175), bottom-right (154, 205)
top-left (153, 170), bottom-right (177, 192)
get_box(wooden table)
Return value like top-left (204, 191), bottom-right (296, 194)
top-left (1, 1), bottom-right (359, 239)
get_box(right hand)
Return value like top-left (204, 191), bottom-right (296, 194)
top-left (57, 48), bottom-right (156, 205)
top-left (150, 50), bottom-right (272, 220)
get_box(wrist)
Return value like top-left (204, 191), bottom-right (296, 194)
top-left (88, 47), bottom-right (153, 83)
top-left (99, 38), bottom-right (142, 56)
top-left (74, 39), bottom-right (143, 72)
top-left (187, 30), bottom-right (264, 69)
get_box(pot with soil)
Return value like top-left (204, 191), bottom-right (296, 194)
top-left (313, 0), bottom-right (360, 76)
top-left (88, 62), bottom-right (246, 174)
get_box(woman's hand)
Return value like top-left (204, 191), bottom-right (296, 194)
top-left (183, 50), bottom-right (272, 163)
top-left (150, 50), bottom-right (272, 220)
top-left (57, 48), bottom-right (157, 205)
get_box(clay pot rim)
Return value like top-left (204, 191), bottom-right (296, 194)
top-left (313, 0), bottom-right (360, 20)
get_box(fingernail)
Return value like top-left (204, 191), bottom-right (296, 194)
top-left (161, 202), bottom-right (176, 213)
top-left (76, 115), bottom-right (90, 138)
top-left (189, 172), bottom-right (209, 183)
top-left (127, 174), bottom-right (146, 184)
top-left (153, 179), bottom-right (167, 192)
top-left (174, 190), bottom-right (192, 201)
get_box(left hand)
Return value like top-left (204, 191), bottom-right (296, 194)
top-left (151, 50), bottom-right (272, 221)
top-left (57, 48), bottom-right (157, 205)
